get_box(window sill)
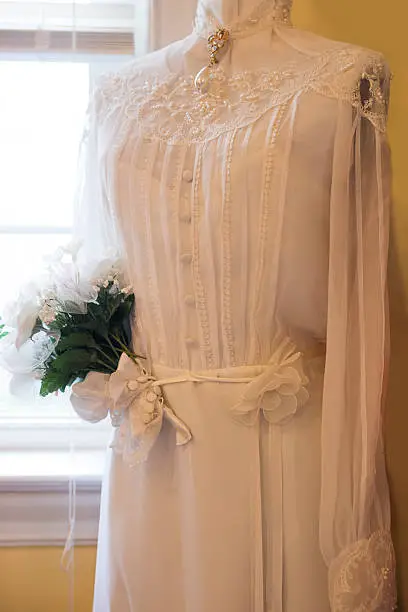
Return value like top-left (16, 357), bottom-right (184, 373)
top-left (0, 448), bottom-right (105, 547)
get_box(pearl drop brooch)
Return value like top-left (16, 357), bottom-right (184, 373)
top-left (194, 27), bottom-right (230, 94)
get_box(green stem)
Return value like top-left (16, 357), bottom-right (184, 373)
top-left (94, 345), bottom-right (118, 369)
top-left (111, 334), bottom-right (144, 362)
top-left (95, 358), bottom-right (115, 372)
top-left (111, 334), bottom-right (131, 354)
top-left (104, 336), bottom-right (123, 359)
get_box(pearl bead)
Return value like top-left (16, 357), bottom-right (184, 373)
top-left (194, 66), bottom-right (212, 94)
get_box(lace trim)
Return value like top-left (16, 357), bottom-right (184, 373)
top-left (191, 148), bottom-right (215, 368)
top-left (95, 46), bottom-right (389, 145)
top-left (313, 56), bottom-right (391, 134)
top-left (221, 129), bottom-right (237, 366)
top-left (194, 0), bottom-right (293, 39)
top-left (328, 530), bottom-right (397, 612)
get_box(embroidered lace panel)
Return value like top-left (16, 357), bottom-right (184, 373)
top-left (328, 530), bottom-right (397, 612)
top-left (95, 46), bottom-right (390, 146)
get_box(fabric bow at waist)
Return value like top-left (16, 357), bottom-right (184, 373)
top-left (71, 336), bottom-right (314, 466)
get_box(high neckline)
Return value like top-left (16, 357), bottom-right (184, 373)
top-left (194, 0), bottom-right (293, 39)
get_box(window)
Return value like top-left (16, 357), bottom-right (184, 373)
top-left (0, 59), bottom-right (91, 447)
top-left (0, 60), bottom-right (125, 439)
top-left (0, 0), bottom-right (149, 56)
top-left (0, 2), bottom-right (149, 540)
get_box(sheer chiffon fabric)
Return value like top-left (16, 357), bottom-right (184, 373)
top-left (93, 354), bottom-right (328, 612)
top-left (74, 3), bottom-right (396, 609)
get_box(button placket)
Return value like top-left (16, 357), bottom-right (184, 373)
top-left (182, 169), bottom-right (193, 183)
top-left (178, 163), bottom-right (198, 359)
top-left (180, 252), bottom-right (193, 264)
top-left (184, 294), bottom-right (195, 306)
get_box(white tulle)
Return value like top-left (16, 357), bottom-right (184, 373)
top-left (71, 1), bottom-right (396, 609)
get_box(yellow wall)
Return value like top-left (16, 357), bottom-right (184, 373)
top-left (1, 2), bottom-right (408, 612)
top-left (0, 547), bottom-right (96, 612)
top-left (292, 0), bottom-right (408, 608)
top-left (293, 0), bottom-right (408, 303)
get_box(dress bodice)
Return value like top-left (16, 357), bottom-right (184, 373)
top-left (84, 24), bottom-right (389, 371)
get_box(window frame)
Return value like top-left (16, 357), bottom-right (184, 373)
top-left (0, 0), bottom-right (150, 55)
top-left (0, 49), bottom-right (135, 544)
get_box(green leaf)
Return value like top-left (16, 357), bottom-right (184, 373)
top-left (75, 318), bottom-right (108, 336)
top-left (40, 368), bottom-right (71, 397)
top-left (56, 332), bottom-right (97, 353)
top-left (52, 348), bottom-right (96, 372)
top-left (87, 301), bottom-right (108, 321)
top-left (0, 322), bottom-right (9, 340)
top-left (47, 313), bottom-right (69, 332)
top-left (38, 284), bottom-right (135, 395)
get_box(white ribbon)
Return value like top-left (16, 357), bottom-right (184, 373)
top-left (70, 337), bottom-right (310, 466)
top-left (109, 354), bottom-right (193, 465)
top-left (71, 353), bottom-right (192, 465)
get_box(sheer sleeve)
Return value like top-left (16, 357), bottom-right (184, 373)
top-left (73, 83), bottom-right (125, 267)
top-left (320, 78), bottom-right (397, 610)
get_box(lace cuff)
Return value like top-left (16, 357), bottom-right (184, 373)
top-left (328, 530), bottom-right (397, 612)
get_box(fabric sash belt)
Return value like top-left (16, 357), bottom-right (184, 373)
top-left (71, 335), bottom-right (324, 466)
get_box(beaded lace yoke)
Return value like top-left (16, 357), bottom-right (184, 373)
top-left (95, 0), bottom-right (390, 142)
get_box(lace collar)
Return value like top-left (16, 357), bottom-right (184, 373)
top-left (194, 0), bottom-right (293, 40)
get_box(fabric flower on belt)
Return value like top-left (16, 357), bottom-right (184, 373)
top-left (231, 336), bottom-right (310, 426)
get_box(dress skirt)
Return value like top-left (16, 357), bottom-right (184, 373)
top-left (93, 353), bottom-right (330, 612)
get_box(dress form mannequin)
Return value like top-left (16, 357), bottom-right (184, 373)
top-left (197, 0), bottom-right (269, 25)
top-left (73, 2), bottom-right (396, 610)
top-left (177, 0), bottom-right (298, 74)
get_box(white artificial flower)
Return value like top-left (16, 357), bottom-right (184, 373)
top-left (2, 282), bottom-right (42, 349)
top-left (43, 243), bottom-right (98, 312)
top-left (0, 329), bottom-right (55, 375)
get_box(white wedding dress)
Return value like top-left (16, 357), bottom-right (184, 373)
top-left (72, 1), bottom-right (397, 610)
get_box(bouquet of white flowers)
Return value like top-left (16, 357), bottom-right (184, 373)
top-left (0, 244), bottom-right (192, 466)
top-left (0, 244), bottom-right (141, 397)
